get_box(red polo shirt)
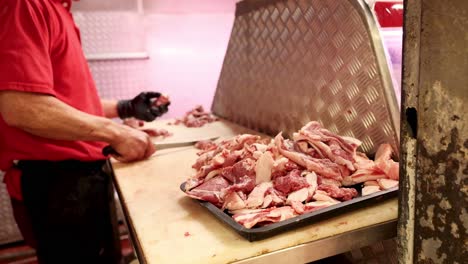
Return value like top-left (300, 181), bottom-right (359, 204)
top-left (0, 0), bottom-right (106, 200)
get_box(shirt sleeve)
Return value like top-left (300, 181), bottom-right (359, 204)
top-left (0, 0), bottom-right (56, 96)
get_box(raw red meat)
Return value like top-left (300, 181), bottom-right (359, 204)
top-left (184, 121), bottom-right (399, 228)
top-left (123, 118), bottom-right (173, 138)
top-left (245, 182), bottom-right (273, 208)
top-left (318, 184), bottom-right (358, 201)
top-left (195, 140), bottom-right (218, 151)
top-left (303, 200), bottom-right (340, 213)
top-left (222, 191), bottom-right (246, 210)
top-left (274, 170), bottom-right (309, 195)
top-left (186, 176), bottom-right (230, 207)
top-left (232, 206), bottom-right (297, 229)
top-left (172, 105), bottom-right (218, 127)
top-left (275, 134), bottom-right (343, 180)
top-left (343, 143), bottom-right (399, 185)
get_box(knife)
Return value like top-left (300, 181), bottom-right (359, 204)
top-left (102, 136), bottom-right (219, 156)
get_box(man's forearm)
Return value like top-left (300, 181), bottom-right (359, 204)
top-left (0, 91), bottom-right (122, 143)
top-left (101, 99), bottom-right (119, 119)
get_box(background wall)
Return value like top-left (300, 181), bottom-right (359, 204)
top-left (72, 0), bottom-right (237, 118)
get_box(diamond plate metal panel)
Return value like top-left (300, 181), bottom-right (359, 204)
top-left (73, 12), bottom-right (145, 55)
top-left (0, 172), bottom-right (22, 245)
top-left (212, 0), bottom-right (399, 156)
top-left (88, 59), bottom-right (149, 100)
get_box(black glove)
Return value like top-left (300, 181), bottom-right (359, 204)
top-left (117, 92), bottom-right (170, 122)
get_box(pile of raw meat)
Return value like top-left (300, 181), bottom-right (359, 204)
top-left (184, 121), bottom-right (399, 229)
top-left (170, 105), bottom-right (218, 128)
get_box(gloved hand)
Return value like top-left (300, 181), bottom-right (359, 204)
top-left (117, 92), bottom-right (170, 122)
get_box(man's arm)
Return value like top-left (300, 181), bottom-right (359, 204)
top-left (101, 99), bottom-right (118, 119)
top-left (0, 91), bottom-right (155, 162)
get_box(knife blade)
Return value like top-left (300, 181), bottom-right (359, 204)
top-left (102, 136), bottom-right (219, 156)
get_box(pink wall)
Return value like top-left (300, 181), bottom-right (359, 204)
top-left (72, 1), bottom-right (237, 119)
top-left (143, 14), bottom-right (234, 118)
top-left (142, 0), bottom-right (237, 118)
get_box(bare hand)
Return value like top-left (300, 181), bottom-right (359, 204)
top-left (110, 126), bottom-right (156, 162)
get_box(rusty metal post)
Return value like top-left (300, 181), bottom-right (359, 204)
top-left (398, 0), bottom-right (468, 263)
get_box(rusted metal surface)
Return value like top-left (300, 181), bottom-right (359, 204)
top-left (400, 0), bottom-right (468, 263)
top-left (398, 0), bottom-right (421, 262)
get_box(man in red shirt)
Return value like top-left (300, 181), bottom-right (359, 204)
top-left (0, 0), bottom-right (168, 263)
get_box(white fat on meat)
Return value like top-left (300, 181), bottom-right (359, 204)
top-left (255, 151), bottom-right (274, 184)
top-left (212, 154), bottom-right (225, 166)
top-left (185, 178), bottom-right (204, 191)
top-left (272, 157), bottom-right (289, 171)
top-left (377, 178), bottom-right (399, 190)
top-left (364, 180), bottom-right (379, 186)
top-left (237, 191), bottom-right (247, 201)
top-left (223, 191), bottom-right (246, 210)
top-left (204, 169), bottom-right (221, 181)
top-left (274, 133), bottom-right (343, 180)
top-left (261, 195), bottom-right (273, 208)
top-left (245, 182), bottom-right (273, 208)
top-left (342, 172), bottom-right (387, 186)
top-left (313, 190), bottom-right (340, 203)
top-left (267, 187), bottom-right (286, 205)
top-left (304, 172), bottom-right (318, 201)
top-left (233, 206), bottom-right (297, 229)
top-left (290, 201), bottom-right (305, 214)
top-left (362, 185), bottom-right (381, 196)
top-left (253, 143), bottom-right (268, 153)
top-left (295, 141), bottom-right (310, 153)
top-left (304, 200), bottom-right (339, 212)
top-left (318, 176), bottom-right (342, 187)
top-left (375, 143), bottom-right (393, 161)
top-left (287, 187), bottom-right (309, 203)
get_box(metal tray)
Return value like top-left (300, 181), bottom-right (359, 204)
top-left (180, 182), bottom-right (398, 241)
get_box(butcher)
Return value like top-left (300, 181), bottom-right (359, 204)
top-left (0, 0), bottom-right (168, 263)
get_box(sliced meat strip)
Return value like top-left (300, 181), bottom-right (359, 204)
top-left (186, 176), bottom-right (230, 207)
top-left (245, 182), bottom-right (273, 208)
top-left (377, 178), bottom-right (399, 189)
top-left (223, 191), bottom-right (246, 210)
top-left (290, 201), bottom-right (305, 214)
top-left (267, 187), bottom-right (286, 206)
top-left (274, 169), bottom-right (309, 195)
top-left (303, 200), bottom-right (340, 213)
top-left (364, 180), bottom-right (379, 186)
top-left (232, 206), bottom-right (297, 228)
top-left (362, 186), bottom-right (381, 196)
top-left (304, 172), bottom-right (318, 202)
top-left (375, 143), bottom-right (393, 162)
top-left (195, 140), bottom-right (218, 151)
top-left (317, 185), bottom-right (358, 201)
top-left (317, 175), bottom-right (342, 187)
top-left (287, 187), bottom-right (309, 203)
top-left (313, 190), bottom-right (340, 203)
top-left (255, 151), bottom-right (274, 184)
top-left (275, 133), bottom-right (343, 180)
top-left (185, 178), bottom-right (204, 191)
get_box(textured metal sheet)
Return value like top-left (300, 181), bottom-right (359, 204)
top-left (73, 12), bottom-right (145, 55)
top-left (212, 0), bottom-right (400, 156)
top-left (72, 11), bottom-right (149, 100)
top-left (88, 59), bottom-right (149, 100)
top-left (0, 172), bottom-right (22, 245)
